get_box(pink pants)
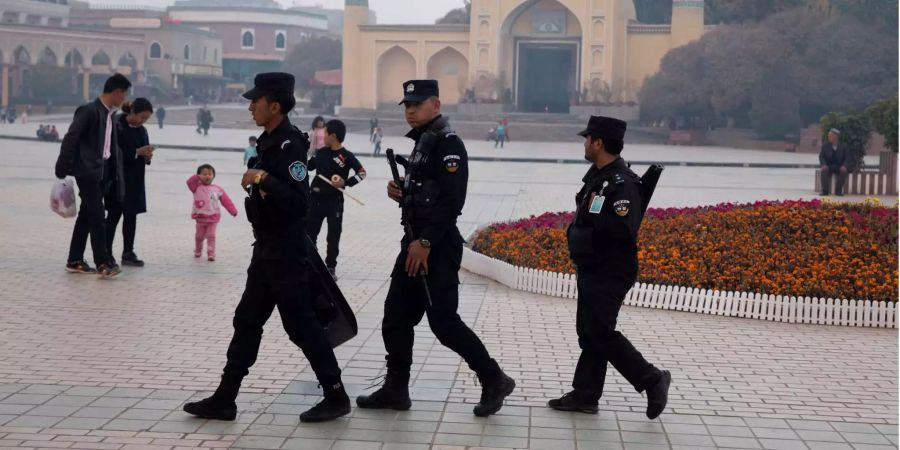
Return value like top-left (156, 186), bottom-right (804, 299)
top-left (195, 221), bottom-right (218, 258)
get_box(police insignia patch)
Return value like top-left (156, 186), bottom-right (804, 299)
top-left (614, 199), bottom-right (630, 216)
top-left (289, 161), bottom-right (307, 181)
top-left (444, 154), bottom-right (461, 173)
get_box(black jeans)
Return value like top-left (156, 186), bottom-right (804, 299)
top-left (68, 177), bottom-right (112, 265)
top-left (572, 270), bottom-right (661, 400)
top-left (222, 256), bottom-right (343, 388)
top-left (382, 236), bottom-right (499, 378)
top-left (105, 201), bottom-right (137, 256)
top-left (306, 195), bottom-right (343, 268)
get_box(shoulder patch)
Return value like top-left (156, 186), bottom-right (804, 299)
top-left (280, 139), bottom-right (291, 150)
top-left (289, 161), bottom-right (307, 181)
top-left (444, 154), bottom-right (461, 173)
top-left (614, 199), bottom-right (631, 216)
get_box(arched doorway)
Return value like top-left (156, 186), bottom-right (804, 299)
top-left (12, 46), bottom-right (31, 99)
top-left (64, 49), bottom-right (86, 99)
top-left (118, 52), bottom-right (137, 76)
top-left (376, 46), bottom-right (416, 108)
top-left (426, 47), bottom-right (469, 105)
top-left (499, 0), bottom-right (583, 113)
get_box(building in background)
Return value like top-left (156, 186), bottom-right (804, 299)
top-left (69, 2), bottom-right (225, 103)
top-left (167, 0), bottom-right (328, 87)
top-left (289, 3), bottom-right (376, 38)
top-left (341, 0), bottom-right (706, 115)
top-left (0, 0), bottom-right (145, 107)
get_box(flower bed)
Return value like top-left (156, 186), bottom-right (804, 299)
top-left (469, 199), bottom-right (898, 302)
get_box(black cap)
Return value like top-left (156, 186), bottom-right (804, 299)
top-left (577, 115), bottom-right (627, 141)
top-left (399, 79), bottom-right (439, 105)
top-left (242, 72), bottom-right (295, 100)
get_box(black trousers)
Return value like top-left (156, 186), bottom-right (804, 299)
top-left (306, 195), bottom-right (343, 268)
top-left (382, 236), bottom-right (499, 377)
top-left (105, 201), bottom-right (137, 256)
top-left (68, 177), bottom-right (111, 265)
top-left (223, 255), bottom-right (343, 388)
top-left (572, 270), bottom-right (661, 400)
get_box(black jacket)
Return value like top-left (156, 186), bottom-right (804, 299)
top-left (819, 143), bottom-right (848, 168)
top-left (309, 147), bottom-right (366, 197)
top-left (54, 98), bottom-right (125, 201)
top-left (246, 116), bottom-right (311, 260)
top-left (402, 115), bottom-right (467, 247)
top-left (567, 158), bottom-right (643, 278)
top-left (110, 114), bottom-right (150, 214)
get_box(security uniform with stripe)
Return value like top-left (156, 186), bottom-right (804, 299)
top-left (565, 116), bottom-right (664, 407)
top-left (222, 74), bottom-right (344, 402)
top-left (307, 147), bottom-right (366, 269)
top-left (381, 113), bottom-right (503, 380)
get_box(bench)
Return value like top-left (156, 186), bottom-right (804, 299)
top-left (814, 170), bottom-right (898, 195)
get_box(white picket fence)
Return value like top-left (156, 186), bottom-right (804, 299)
top-left (461, 247), bottom-right (897, 329)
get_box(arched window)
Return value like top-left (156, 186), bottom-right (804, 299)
top-left (275, 30), bottom-right (286, 51)
top-left (183, 44), bottom-right (190, 61)
top-left (149, 42), bottom-right (161, 59)
top-left (241, 29), bottom-right (254, 49)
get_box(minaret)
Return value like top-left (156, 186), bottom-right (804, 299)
top-left (341, 0), bottom-right (370, 109)
top-left (670, 0), bottom-right (704, 48)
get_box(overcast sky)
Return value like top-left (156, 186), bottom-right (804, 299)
top-left (95, 0), bottom-right (468, 25)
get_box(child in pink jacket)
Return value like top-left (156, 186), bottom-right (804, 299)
top-left (187, 164), bottom-right (238, 261)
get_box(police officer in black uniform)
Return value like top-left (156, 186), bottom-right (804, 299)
top-left (357, 80), bottom-right (515, 417)
top-left (183, 73), bottom-right (350, 423)
top-left (307, 119), bottom-right (366, 278)
top-left (549, 115), bottom-right (671, 419)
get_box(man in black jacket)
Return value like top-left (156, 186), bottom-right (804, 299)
top-left (819, 128), bottom-right (848, 196)
top-left (55, 73), bottom-right (130, 278)
top-left (549, 115), bottom-right (670, 419)
top-left (356, 80), bottom-right (515, 417)
top-left (183, 73), bottom-right (350, 424)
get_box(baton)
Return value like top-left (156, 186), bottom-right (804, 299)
top-left (386, 148), bottom-right (433, 306)
top-left (316, 174), bottom-right (365, 206)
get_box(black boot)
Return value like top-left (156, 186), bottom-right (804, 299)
top-left (300, 382), bottom-right (351, 423)
top-left (121, 252), bottom-right (144, 267)
top-left (645, 369), bottom-right (671, 420)
top-left (356, 370), bottom-right (412, 410)
top-left (473, 368), bottom-right (515, 417)
top-left (548, 391), bottom-right (599, 414)
top-left (183, 396), bottom-right (237, 421)
top-left (184, 376), bottom-right (239, 421)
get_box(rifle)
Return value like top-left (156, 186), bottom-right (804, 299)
top-left (385, 148), bottom-right (433, 306)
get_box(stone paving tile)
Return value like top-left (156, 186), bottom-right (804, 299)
top-left (0, 141), bottom-right (897, 449)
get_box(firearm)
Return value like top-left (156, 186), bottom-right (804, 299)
top-left (385, 148), bottom-right (433, 306)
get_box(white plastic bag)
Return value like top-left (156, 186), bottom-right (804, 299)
top-left (50, 177), bottom-right (77, 218)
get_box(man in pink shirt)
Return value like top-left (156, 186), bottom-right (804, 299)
top-left (55, 73), bottom-right (131, 278)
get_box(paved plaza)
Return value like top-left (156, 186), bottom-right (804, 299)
top-left (0, 133), bottom-right (896, 449)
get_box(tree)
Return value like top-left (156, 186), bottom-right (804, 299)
top-left (820, 111), bottom-right (870, 171)
top-left (436, 1), bottom-right (471, 24)
top-left (282, 36), bottom-right (342, 94)
top-left (704, 0), bottom-right (805, 24)
top-left (748, 62), bottom-right (802, 139)
top-left (638, 41), bottom-right (712, 124)
top-left (638, 7), bottom-right (897, 134)
top-left (866, 97), bottom-right (898, 153)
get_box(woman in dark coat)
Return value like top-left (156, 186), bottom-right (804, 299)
top-left (105, 98), bottom-right (155, 266)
